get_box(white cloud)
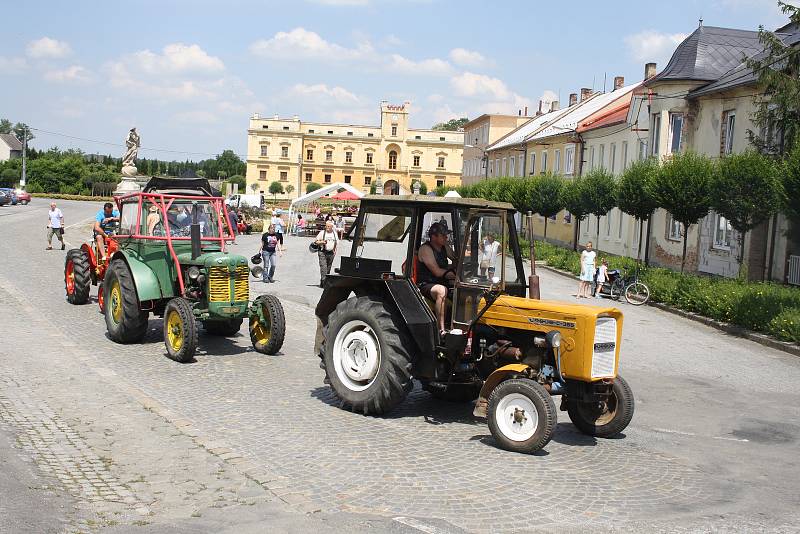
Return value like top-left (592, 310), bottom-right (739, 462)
top-left (26, 37), bottom-right (71, 59)
top-left (539, 89), bottom-right (558, 108)
top-left (624, 30), bottom-right (688, 64)
top-left (451, 72), bottom-right (511, 100)
top-left (173, 110), bottom-right (220, 124)
top-left (432, 104), bottom-right (468, 124)
top-left (128, 43), bottom-right (224, 75)
top-left (383, 34), bottom-right (404, 47)
top-left (388, 54), bottom-right (452, 75)
top-left (0, 56), bottom-right (27, 73)
top-left (43, 65), bottom-right (92, 83)
top-left (250, 27), bottom-right (374, 60)
top-left (291, 83), bottom-right (359, 102)
top-left (449, 48), bottom-right (489, 68)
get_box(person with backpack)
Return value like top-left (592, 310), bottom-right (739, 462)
top-left (260, 224), bottom-right (282, 283)
top-left (314, 218), bottom-right (338, 287)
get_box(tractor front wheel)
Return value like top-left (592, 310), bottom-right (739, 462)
top-left (567, 374), bottom-right (634, 438)
top-left (203, 318), bottom-right (243, 336)
top-left (249, 295), bottom-right (285, 354)
top-left (164, 298), bottom-right (198, 363)
top-left (487, 378), bottom-right (556, 454)
top-left (65, 249), bottom-right (91, 305)
top-left (104, 259), bottom-right (148, 343)
top-left (322, 296), bottom-right (413, 415)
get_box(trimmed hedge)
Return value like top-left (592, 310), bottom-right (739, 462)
top-left (31, 193), bottom-right (112, 201)
top-left (526, 240), bottom-right (800, 345)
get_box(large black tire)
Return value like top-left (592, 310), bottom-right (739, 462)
top-left (203, 318), bottom-right (243, 336)
top-left (163, 298), bottom-right (198, 363)
top-left (426, 382), bottom-right (482, 403)
top-left (104, 259), bottom-right (148, 344)
top-left (567, 374), bottom-right (635, 438)
top-left (487, 379), bottom-right (557, 454)
top-left (65, 249), bottom-right (91, 305)
top-left (249, 294), bottom-right (285, 355)
top-left (321, 296), bottom-right (413, 415)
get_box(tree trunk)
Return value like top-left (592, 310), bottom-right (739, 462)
top-left (637, 218), bottom-right (643, 263)
top-left (543, 217), bottom-right (548, 240)
top-left (681, 222), bottom-right (688, 273)
top-left (596, 215), bottom-right (601, 251)
top-left (738, 230), bottom-right (747, 280)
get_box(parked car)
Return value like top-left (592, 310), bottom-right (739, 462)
top-left (0, 190), bottom-right (10, 207)
top-left (0, 188), bottom-right (18, 205)
top-left (15, 189), bottom-right (31, 205)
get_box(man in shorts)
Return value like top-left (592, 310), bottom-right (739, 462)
top-left (93, 202), bottom-right (119, 261)
top-left (46, 202), bottom-right (65, 250)
top-left (416, 222), bottom-right (456, 334)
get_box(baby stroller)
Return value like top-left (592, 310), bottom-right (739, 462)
top-left (593, 268), bottom-right (621, 298)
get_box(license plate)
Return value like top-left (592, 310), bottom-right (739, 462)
top-left (221, 306), bottom-right (240, 314)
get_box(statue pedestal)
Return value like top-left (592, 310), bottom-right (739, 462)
top-left (114, 165), bottom-right (141, 196)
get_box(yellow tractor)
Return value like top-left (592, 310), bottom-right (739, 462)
top-left (315, 196), bottom-right (633, 454)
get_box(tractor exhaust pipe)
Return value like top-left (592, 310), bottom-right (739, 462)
top-left (190, 201), bottom-right (201, 260)
top-left (527, 211), bottom-right (540, 299)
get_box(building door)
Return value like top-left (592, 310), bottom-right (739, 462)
top-left (383, 179), bottom-right (399, 195)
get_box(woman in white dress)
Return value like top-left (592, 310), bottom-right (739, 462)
top-left (578, 242), bottom-right (596, 298)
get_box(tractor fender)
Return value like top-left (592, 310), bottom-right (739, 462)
top-left (109, 251), bottom-right (163, 302)
top-left (474, 363), bottom-right (532, 418)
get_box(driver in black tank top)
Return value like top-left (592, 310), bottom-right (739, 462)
top-left (417, 222), bottom-right (456, 334)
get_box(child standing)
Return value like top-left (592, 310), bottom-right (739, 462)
top-left (595, 258), bottom-right (608, 298)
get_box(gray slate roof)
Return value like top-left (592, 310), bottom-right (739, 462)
top-left (0, 133), bottom-right (22, 151)
top-left (689, 28), bottom-right (800, 97)
top-left (647, 25), bottom-right (762, 84)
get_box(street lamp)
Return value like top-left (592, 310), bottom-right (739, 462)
top-left (464, 144), bottom-right (489, 180)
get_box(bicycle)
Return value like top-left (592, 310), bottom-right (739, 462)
top-left (608, 265), bottom-right (650, 306)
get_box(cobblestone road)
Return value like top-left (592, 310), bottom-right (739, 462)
top-left (1, 198), bottom-right (799, 533)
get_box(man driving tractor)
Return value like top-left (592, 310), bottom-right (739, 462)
top-left (94, 202), bottom-right (119, 261)
top-left (416, 221), bottom-right (456, 334)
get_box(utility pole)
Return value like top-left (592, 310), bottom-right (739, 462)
top-left (21, 125), bottom-right (27, 189)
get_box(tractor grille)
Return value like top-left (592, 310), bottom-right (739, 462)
top-left (234, 265), bottom-right (249, 302)
top-left (591, 317), bottom-right (617, 378)
top-left (208, 266), bottom-right (232, 302)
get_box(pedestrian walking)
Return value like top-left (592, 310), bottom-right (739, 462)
top-left (335, 214), bottom-right (345, 239)
top-left (315, 219), bottom-right (338, 287)
top-left (46, 202), bottom-right (65, 250)
top-left (479, 232), bottom-right (500, 278)
top-left (227, 206), bottom-right (239, 236)
top-left (260, 224), bottom-right (282, 283)
top-left (578, 242), bottom-right (596, 298)
top-left (271, 209), bottom-right (285, 248)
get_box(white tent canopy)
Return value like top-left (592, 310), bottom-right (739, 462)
top-left (286, 182), bottom-right (365, 232)
top-left (443, 190), bottom-right (462, 198)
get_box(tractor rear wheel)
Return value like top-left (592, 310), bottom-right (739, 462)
top-left (203, 318), bottom-right (243, 336)
top-left (249, 294), bottom-right (285, 354)
top-left (164, 298), bottom-right (198, 363)
top-left (65, 249), bottom-right (91, 305)
top-left (487, 378), bottom-right (556, 454)
top-left (104, 259), bottom-right (148, 343)
top-left (321, 296), bottom-right (413, 415)
top-left (567, 374), bottom-right (634, 438)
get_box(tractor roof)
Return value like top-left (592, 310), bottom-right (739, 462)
top-left (142, 177), bottom-right (221, 197)
top-left (360, 194), bottom-right (515, 212)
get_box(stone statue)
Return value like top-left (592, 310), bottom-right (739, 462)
top-left (122, 128), bottom-right (140, 168)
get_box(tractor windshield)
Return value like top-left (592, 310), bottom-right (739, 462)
top-left (458, 211), bottom-right (506, 287)
top-left (142, 198), bottom-right (224, 239)
top-left (353, 206), bottom-right (413, 274)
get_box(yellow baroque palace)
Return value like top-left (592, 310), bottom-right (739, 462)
top-left (245, 101), bottom-right (464, 198)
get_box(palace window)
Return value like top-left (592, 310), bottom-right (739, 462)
top-left (714, 213), bottom-right (733, 248)
top-left (345, 151), bottom-right (353, 163)
top-left (366, 152), bottom-right (373, 164)
top-left (564, 145), bottom-right (575, 175)
top-left (324, 174), bottom-right (332, 183)
top-left (669, 113), bottom-right (683, 153)
top-left (529, 153), bottom-right (536, 175)
top-left (281, 146), bottom-right (289, 158)
top-left (413, 155), bottom-right (420, 167)
top-left (651, 113), bottom-right (661, 155)
top-left (280, 171), bottom-right (288, 182)
top-left (260, 146), bottom-right (268, 157)
top-left (259, 170), bottom-right (266, 181)
top-left (283, 126), bottom-right (289, 130)
top-left (541, 151), bottom-right (548, 173)
top-left (437, 156), bottom-right (445, 169)
top-left (415, 135), bottom-right (422, 140)
top-left (344, 175), bottom-right (351, 184)
top-left (326, 150), bottom-right (333, 162)
top-left (347, 131), bottom-right (353, 136)
top-left (389, 150), bottom-right (398, 170)
top-left (367, 133), bottom-right (374, 137)
top-left (305, 173), bottom-right (312, 182)
top-left (436, 179), bottom-right (445, 188)
top-left (554, 149), bottom-right (561, 174)
top-left (391, 125), bottom-right (397, 136)
top-left (306, 149), bottom-right (313, 160)
top-left (509, 157), bottom-right (515, 176)
top-left (439, 137), bottom-right (445, 141)
top-left (364, 176), bottom-right (371, 185)
top-left (308, 129), bottom-right (314, 133)
top-left (327, 130), bottom-right (334, 134)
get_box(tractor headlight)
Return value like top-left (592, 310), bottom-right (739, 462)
top-left (187, 266), bottom-right (201, 280)
top-left (546, 330), bottom-right (561, 348)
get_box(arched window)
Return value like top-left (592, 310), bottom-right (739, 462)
top-left (389, 150), bottom-right (397, 170)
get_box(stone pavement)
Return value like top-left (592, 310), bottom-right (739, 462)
top-left (1, 198), bottom-right (799, 533)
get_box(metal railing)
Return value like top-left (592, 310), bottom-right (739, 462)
top-left (789, 255), bottom-right (800, 286)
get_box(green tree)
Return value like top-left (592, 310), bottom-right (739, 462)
top-left (582, 168), bottom-right (617, 248)
top-left (0, 168), bottom-right (20, 187)
top-left (269, 181), bottom-right (284, 201)
top-left (527, 173), bottom-right (565, 239)
top-left (306, 182), bottom-right (323, 194)
top-left (784, 143), bottom-right (800, 219)
top-left (651, 152), bottom-right (715, 272)
top-left (12, 122), bottom-right (34, 144)
top-left (0, 119), bottom-right (12, 134)
top-left (561, 178), bottom-right (592, 250)
top-left (285, 184), bottom-right (295, 196)
top-left (712, 151), bottom-right (783, 266)
top-left (432, 117), bottom-right (469, 131)
top-left (745, 2), bottom-right (800, 154)
top-left (196, 169), bottom-right (206, 177)
top-left (617, 158), bottom-right (660, 262)
top-left (228, 174), bottom-right (246, 191)
top-left (250, 182), bottom-right (259, 194)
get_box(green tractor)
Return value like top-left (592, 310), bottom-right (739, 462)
top-left (64, 177), bottom-right (285, 362)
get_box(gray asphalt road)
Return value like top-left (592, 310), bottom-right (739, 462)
top-left (1, 197), bottom-right (799, 533)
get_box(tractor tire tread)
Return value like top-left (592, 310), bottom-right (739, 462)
top-left (104, 259), bottom-right (148, 344)
top-left (250, 294), bottom-right (286, 354)
top-left (65, 249), bottom-right (91, 305)
top-left (567, 374), bottom-right (635, 438)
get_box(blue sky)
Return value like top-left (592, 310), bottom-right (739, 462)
top-left (0, 0), bottom-right (792, 161)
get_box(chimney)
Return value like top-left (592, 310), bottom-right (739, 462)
top-left (569, 93), bottom-right (578, 107)
top-left (580, 87), bottom-right (592, 101)
top-left (613, 76), bottom-right (625, 90)
top-left (518, 109), bottom-right (522, 116)
top-left (253, 112), bottom-right (260, 119)
top-left (535, 100), bottom-right (543, 117)
top-left (524, 106), bottom-right (528, 116)
top-left (550, 100), bottom-right (560, 112)
top-left (645, 62), bottom-right (657, 80)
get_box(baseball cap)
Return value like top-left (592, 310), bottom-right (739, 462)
top-left (428, 222), bottom-right (451, 237)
